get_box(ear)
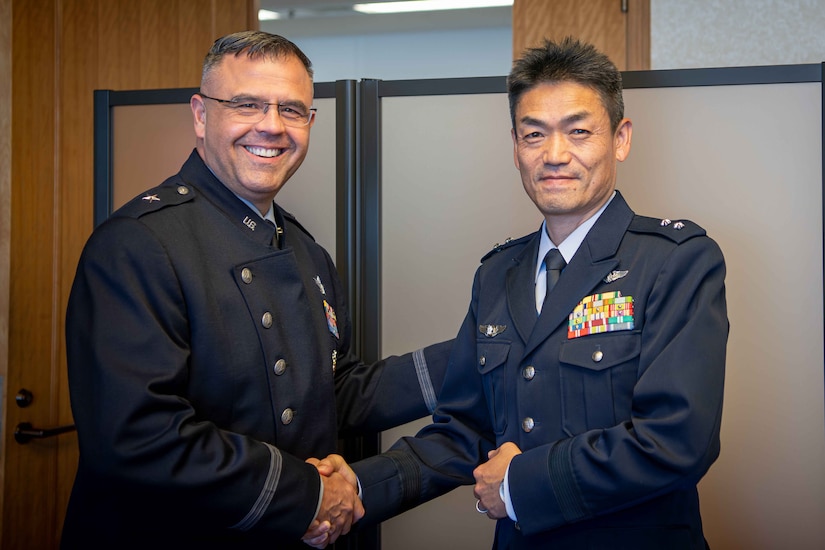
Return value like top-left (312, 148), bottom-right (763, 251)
top-left (614, 118), bottom-right (632, 162)
top-left (511, 128), bottom-right (520, 170)
top-left (191, 94), bottom-right (207, 139)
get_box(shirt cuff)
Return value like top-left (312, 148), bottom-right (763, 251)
top-left (313, 471), bottom-right (324, 521)
top-left (501, 465), bottom-right (518, 521)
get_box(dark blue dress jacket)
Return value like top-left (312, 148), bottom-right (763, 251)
top-left (353, 191), bottom-right (728, 549)
top-left (62, 151), bottom-right (451, 548)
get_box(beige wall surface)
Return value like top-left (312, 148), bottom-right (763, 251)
top-left (619, 82), bottom-right (825, 549)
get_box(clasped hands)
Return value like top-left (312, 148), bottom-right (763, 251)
top-left (472, 442), bottom-right (522, 520)
top-left (301, 442), bottom-right (521, 547)
top-left (302, 454), bottom-right (362, 549)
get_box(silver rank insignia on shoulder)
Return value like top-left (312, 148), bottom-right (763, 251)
top-left (479, 324), bottom-right (506, 337)
top-left (142, 194), bottom-right (160, 203)
top-left (603, 270), bottom-right (629, 283)
top-left (314, 275), bottom-right (326, 295)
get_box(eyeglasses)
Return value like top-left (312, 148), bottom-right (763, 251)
top-left (198, 92), bottom-right (316, 127)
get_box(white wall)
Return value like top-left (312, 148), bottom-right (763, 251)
top-left (652, 0), bottom-right (825, 69)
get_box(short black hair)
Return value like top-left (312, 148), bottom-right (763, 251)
top-left (507, 37), bottom-right (624, 132)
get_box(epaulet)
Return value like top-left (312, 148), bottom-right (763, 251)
top-left (112, 178), bottom-right (195, 220)
top-left (628, 215), bottom-right (706, 243)
top-left (281, 209), bottom-right (316, 242)
top-left (480, 233), bottom-right (533, 262)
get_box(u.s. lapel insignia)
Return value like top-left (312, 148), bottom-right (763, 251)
top-left (323, 300), bottom-right (339, 339)
top-left (479, 324), bottom-right (507, 338)
top-left (603, 270), bottom-right (629, 284)
top-left (314, 275), bottom-right (326, 295)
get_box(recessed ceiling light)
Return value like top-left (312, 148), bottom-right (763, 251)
top-left (353, 1), bottom-right (513, 15)
top-left (258, 9), bottom-right (281, 21)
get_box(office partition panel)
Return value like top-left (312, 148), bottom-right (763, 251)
top-left (93, 65), bottom-right (825, 549)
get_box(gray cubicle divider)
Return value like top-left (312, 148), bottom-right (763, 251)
top-left (93, 64), bottom-right (825, 549)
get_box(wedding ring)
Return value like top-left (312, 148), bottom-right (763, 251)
top-left (475, 499), bottom-right (488, 514)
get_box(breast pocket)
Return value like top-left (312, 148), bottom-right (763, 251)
top-left (477, 341), bottom-right (511, 436)
top-left (558, 332), bottom-right (641, 436)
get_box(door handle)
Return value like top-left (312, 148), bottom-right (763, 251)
top-left (14, 422), bottom-right (77, 444)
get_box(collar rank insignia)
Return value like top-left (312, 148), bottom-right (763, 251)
top-left (479, 324), bottom-right (506, 338)
top-left (603, 270), bottom-right (629, 284)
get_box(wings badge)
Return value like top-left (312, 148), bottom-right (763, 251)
top-left (479, 324), bottom-right (507, 338)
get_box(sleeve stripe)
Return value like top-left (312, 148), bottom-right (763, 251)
top-left (413, 347), bottom-right (438, 414)
top-left (231, 443), bottom-right (282, 531)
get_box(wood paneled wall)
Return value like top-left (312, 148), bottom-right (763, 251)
top-left (3, 1), bottom-right (257, 547)
top-left (512, 0), bottom-right (650, 71)
top-left (0, 0), bottom-right (10, 537)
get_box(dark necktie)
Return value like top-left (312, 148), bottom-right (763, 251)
top-left (544, 248), bottom-right (566, 298)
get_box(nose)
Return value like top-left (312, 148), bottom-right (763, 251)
top-left (541, 133), bottom-right (571, 165)
top-left (254, 105), bottom-right (287, 133)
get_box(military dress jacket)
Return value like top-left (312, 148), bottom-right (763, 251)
top-left (353, 191), bottom-right (728, 549)
top-left (62, 151), bottom-right (451, 549)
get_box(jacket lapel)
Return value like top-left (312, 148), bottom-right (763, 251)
top-left (522, 192), bottom-right (636, 358)
top-left (505, 234), bottom-right (542, 343)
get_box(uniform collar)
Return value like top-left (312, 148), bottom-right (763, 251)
top-left (179, 150), bottom-right (281, 248)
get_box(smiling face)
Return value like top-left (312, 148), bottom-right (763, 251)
top-left (512, 81), bottom-right (632, 243)
top-left (191, 53), bottom-right (315, 213)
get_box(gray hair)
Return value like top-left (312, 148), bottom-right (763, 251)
top-left (201, 30), bottom-right (313, 87)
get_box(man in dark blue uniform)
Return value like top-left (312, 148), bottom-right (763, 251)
top-left (62, 31), bottom-right (451, 549)
top-left (315, 37), bottom-right (728, 549)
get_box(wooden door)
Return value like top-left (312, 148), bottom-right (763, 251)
top-left (1, 2), bottom-right (256, 547)
top-left (512, 0), bottom-right (650, 71)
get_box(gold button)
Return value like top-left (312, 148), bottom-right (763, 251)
top-left (274, 359), bottom-right (287, 376)
top-left (522, 366), bottom-right (535, 380)
top-left (261, 312), bottom-right (273, 329)
top-left (592, 350), bottom-right (604, 362)
top-left (176, 185), bottom-right (189, 195)
top-left (241, 268), bottom-right (253, 284)
top-left (281, 408), bottom-right (294, 425)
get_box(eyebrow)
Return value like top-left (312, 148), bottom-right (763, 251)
top-left (519, 110), bottom-right (592, 128)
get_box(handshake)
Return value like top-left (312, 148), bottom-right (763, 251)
top-left (301, 454), bottom-right (362, 548)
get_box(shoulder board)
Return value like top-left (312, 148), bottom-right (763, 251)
top-left (480, 233), bottom-right (534, 263)
top-left (628, 215), bottom-right (706, 243)
top-left (281, 209), bottom-right (316, 242)
top-left (112, 178), bottom-right (195, 220)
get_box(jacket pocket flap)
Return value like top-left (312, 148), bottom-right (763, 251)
top-left (559, 332), bottom-right (641, 372)
top-left (477, 342), bottom-right (510, 375)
